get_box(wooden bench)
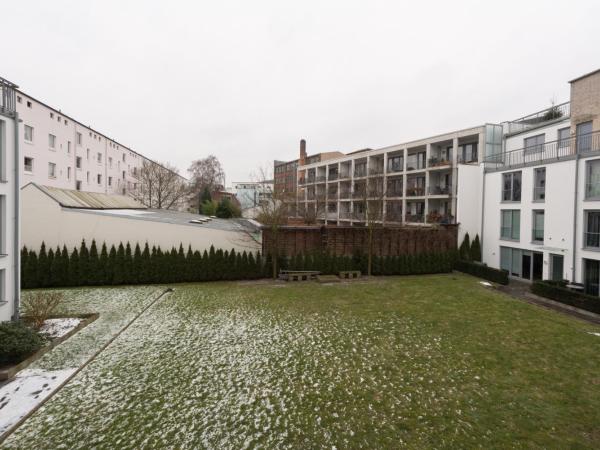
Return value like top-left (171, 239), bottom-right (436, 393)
top-left (339, 270), bottom-right (361, 279)
top-left (279, 270), bottom-right (320, 281)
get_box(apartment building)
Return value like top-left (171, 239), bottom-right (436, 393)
top-left (481, 69), bottom-right (600, 294)
top-left (295, 124), bottom-right (502, 242)
top-left (0, 77), bottom-right (20, 321)
top-left (274, 139), bottom-right (344, 196)
top-left (13, 78), bottom-right (186, 201)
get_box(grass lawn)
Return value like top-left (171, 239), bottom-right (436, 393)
top-left (4, 274), bottom-right (600, 449)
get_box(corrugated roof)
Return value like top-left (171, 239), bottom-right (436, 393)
top-left (28, 183), bottom-right (145, 209)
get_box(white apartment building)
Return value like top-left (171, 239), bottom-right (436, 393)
top-left (295, 124), bottom-right (502, 242)
top-left (0, 77), bottom-right (20, 321)
top-left (481, 69), bottom-right (600, 294)
top-left (13, 79), bottom-right (186, 201)
top-left (232, 181), bottom-right (274, 210)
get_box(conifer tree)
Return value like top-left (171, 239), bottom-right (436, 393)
top-left (107, 245), bottom-right (117, 285)
top-left (60, 245), bottom-right (70, 286)
top-left (98, 243), bottom-right (108, 285)
top-left (68, 247), bottom-right (80, 287)
top-left (459, 233), bottom-right (471, 261)
top-left (88, 240), bottom-right (99, 286)
top-left (132, 243), bottom-right (143, 285)
top-left (470, 234), bottom-right (482, 262)
top-left (26, 250), bottom-right (39, 288)
top-left (141, 243), bottom-right (151, 284)
top-left (185, 246), bottom-right (194, 282)
top-left (37, 242), bottom-right (50, 288)
top-left (78, 239), bottom-right (90, 285)
top-left (124, 243), bottom-right (133, 284)
top-left (21, 247), bottom-right (30, 288)
top-left (112, 243), bottom-right (126, 285)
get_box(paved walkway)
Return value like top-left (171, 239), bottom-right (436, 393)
top-left (498, 279), bottom-right (600, 325)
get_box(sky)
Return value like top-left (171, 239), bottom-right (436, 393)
top-left (4, 0), bottom-right (600, 183)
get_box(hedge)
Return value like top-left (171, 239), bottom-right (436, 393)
top-left (22, 241), bottom-right (459, 288)
top-left (0, 321), bottom-right (44, 365)
top-left (531, 280), bottom-right (600, 314)
top-left (455, 260), bottom-right (509, 285)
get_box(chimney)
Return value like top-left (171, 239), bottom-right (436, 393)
top-left (299, 139), bottom-right (307, 165)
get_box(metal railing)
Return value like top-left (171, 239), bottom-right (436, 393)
top-left (506, 102), bottom-right (570, 135)
top-left (406, 214), bottom-right (424, 223)
top-left (406, 161), bottom-right (426, 171)
top-left (328, 172), bottom-right (339, 181)
top-left (369, 167), bottom-right (384, 176)
top-left (484, 131), bottom-right (600, 172)
top-left (386, 189), bottom-right (403, 197)
top-left (427, 214), bottom-right (456, 224)
top-left (387, 162), bottom-right (404, 173)
top-left (428, 157), bottom-right (452, 167)
top-left (0, 77), bottom-right (18, 116)
top-left (406, 186), bottom-right (425, 196)
top-left (354, 168), bottom-right (367, 178)
top-left (584, 231), bottom-right (600, 248)
top-left (339, 191), bottom-right (351, 199)
top-left (386, 212), bottom-right (403, 222)
top-left (458, 153), bottom-right (479, 164)
top-left (428, 185), bottom-right (452, 195)
top-left (339, 211), bottom-right (353, 219)
top-left (315, 175), bottom-right (326, 183)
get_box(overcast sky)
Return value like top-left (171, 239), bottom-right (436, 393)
top-left (4, 0), bottom-right (599, 183)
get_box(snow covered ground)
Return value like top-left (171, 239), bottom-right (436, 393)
top-left (0, 286), bottom-right (162, 438)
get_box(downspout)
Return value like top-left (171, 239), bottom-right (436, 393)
top-left (12, 112), bottom-right (20, 321)
top-left (479, 164), bottom-right (486, 259)
top-left (572, 152), bottom-right (580, 282)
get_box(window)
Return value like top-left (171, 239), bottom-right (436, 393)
top-left (77, 132), bottom-right (82, 145)
top-left (97, 152), bottom-right (102, 163)
top-left (577, 121), bottom-right (593, 153)
top-left (585, 160), bottom-right (600, 199)
top-left (48, 134), bottom-right (56, 150)
top-left (558, 127), bottom-right (570, 149)
top-left (17, 96), bottom-right (21, 103)
top-left (500, 246), bottom-right (542, 280)
top-left (501, 210), bottom-right (520, 240)
top-left (76, 180), bottom-right (82, 191)
top-left (76, 156), bottom-right (82, 169)
top-left (122, 153), bottom-right (126, 162)
top-left (24, 125), bottom-right (34, 142)
top-left (460, 143), bottom-right (478, 163)
top-left (67, 141), bottom-right (71, 154)
top-left (24, 157), bottom-right (33, 173)
top-left (502, 171), bottom-right (521, 201)
top-left (86, 171), bottom-right (90, 183)
top-left (48, 162), bottom-right (56, 178)
top-left (584, 259), bottom-right (600, 296)
top-left (97, 174), bottom-right (102, 184)
top-left (108, 157), bottom-right (113, 168)
top-left (26, 101), bottom-right (32, 108)
top-left (406, 152), bottom-right (426, 170)
top-left (533, 167), bottom-right (546, 201)
top-left (524, 134), bottom-right (545, 155)
top-left (387, 155), bottom-right (403, 173)
top-left (67, 167), bottom-right (71, 180)
top-left (133, 167), bottom-right (137, 176)
top-left (122, 170), bottom-right (126, 180)
top-left (57, 116), bottom-right (61, 122)
top-left (50, 112), bottom-right (54, 119)
top-left (108, 176), bottom-right (112, 187)
top-left (86, 149), bottom-right (90, 159)
top-left (585, 211), bottom-right (600, 248)
top-left (532, 210), bottom-right (544, 243)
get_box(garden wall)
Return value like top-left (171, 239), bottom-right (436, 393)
top-left (262, 225), bottom-right (458, 257)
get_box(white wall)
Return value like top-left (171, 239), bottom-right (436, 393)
top-left (21, 185), bottom-right (260, 255)
top-left (575, 156), bottom-right (600, 283)
top-left (0, 114), bottom-right (17, 321)
top-left (456, 164), bottom-right (483, 244)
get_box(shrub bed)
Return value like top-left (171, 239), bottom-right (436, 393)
top-left (531, 280), bottom-right (600, 314)
top-left (455, 260), bottom-right (509, 285)
top-left (0, 321), bottom-right (44, 366)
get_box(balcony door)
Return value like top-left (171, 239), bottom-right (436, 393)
top-left (576, 121), bottom-right (593, 153)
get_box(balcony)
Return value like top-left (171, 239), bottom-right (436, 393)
top-left (386, 211), bottom-right (403, 222)
top-left (369, 167), bottom-right (384, 176)
top-left (484, 130), bottom-right (600, 172)
top-left (428, 185), bottom-right (452, 196)
top-left (406, 186), bottom-right (425, 197)
top-left (0, 77), bottom-right (18, 117)
top-left (328, 172), bottom-right (339, 181)
top-left (427, 212), bottom-right (455, 224)
top-left (354, 168), bottom-right (367, 178)
top-left (298, 178), bottom-right (307, 186)
top-left (339, 211), bottom-right (353, 220)
top-left (315, 175), bottom-right (326, 183)
top-left (506, 102), bottom-right (570, 135)
top-left (386, 189), bottom-right (403, 198)
top-left (428, 157), bottom-right (452, 168)
top-left (339, 190), bottom-right (351, 199)
top-left (406, 214), bottom-right (424, 223)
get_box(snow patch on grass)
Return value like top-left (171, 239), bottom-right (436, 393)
top-left (39, 318), bottom-right (81, 340)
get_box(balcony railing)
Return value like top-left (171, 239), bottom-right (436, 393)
top-left (406, 214), bottom-right (424, 223)
top-left (427, 213), bottom-right (456, 224)
top-left (339, 211), bottom-right (353, 219)
top-left (354, 168), bottom-right (367, 178)
top-left (428, 157), bottom-right (452, 167)
top-left (339, 191), bottom-right (351, 199)
top-left (458, 153), bottom-right (479, 164)
top-left (406, 186), bottom-right (425, 196)
top-left (428, 185), bottom-right (452, 196)
top-left (484, 131), bottom-right (600, 172)
top-left (315, 175), bottom-right (326, 183)
top-left (386, 189), bottom-right (403, 198)
top-left (298, 178), bottom-right (307, 186)
top-left (506, 102), bottom-right (570, 135)
top-left (369, 167), bottom-right (384, 176)
top-left (386, 212), bottom-right (403, 222)
top-left (328, 172), bottom-right (339, 181)
top-left (0, 77), bottom-right (18, 116)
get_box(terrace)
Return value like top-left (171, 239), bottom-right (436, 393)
top-left (484, 130), bottom-right (600, 172)
top-left (0, 77), bottom-right (18, 117)
top-left (505, 102), bottom-right (570, 135)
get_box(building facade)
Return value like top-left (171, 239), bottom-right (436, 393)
top-left (0, 77), bottom-right (20, 321)
top-left (481, 69), bottom-right (600, 295)
top-left (13, 80), bottom-right (186, 202)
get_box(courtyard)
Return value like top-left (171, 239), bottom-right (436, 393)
top-left (3, 274), bottom-right (600, 449)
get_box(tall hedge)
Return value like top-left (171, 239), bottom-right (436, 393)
top-left (22, 241), bottom-right (459, 288)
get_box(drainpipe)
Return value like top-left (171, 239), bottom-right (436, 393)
top-left (479, 164), bottom-right (486, 260)
top-left (572, 152), bottom-right (580, 282)
top-left (11, 112), bottom-right (20, 321)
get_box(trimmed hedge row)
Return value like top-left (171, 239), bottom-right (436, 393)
top-left (22, 241), bottom-right (459, 288)
top-left (531, 280), bottom-right (600, 314)
top-left (455, 260), bottom-right (509, 285)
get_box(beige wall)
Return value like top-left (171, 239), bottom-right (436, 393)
top-left (22, 185), bottom-right (260, 254)
top-left (570, 70), bottom-right (600, 133)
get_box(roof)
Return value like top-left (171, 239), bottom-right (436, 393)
top-left (569, 68), bottom-right (600, 83)
top-left (27, 183), bottom-right (145, 209)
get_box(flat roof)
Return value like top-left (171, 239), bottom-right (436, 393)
top-left (569, 68), bottom-right (600, 83)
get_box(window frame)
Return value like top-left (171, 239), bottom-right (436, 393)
top-left (48, 162), bottom-right (57, 179)
top-left (24, 157), bottom-right (34, 174)
top-left (523, 134), bottom-right (545, 155)
top-left (584, 210), bottom-right (600, 250)
top-left (502, 171), bottom-right (522, 202)
top-left (501, 209), bottom-right (521, 241)
top-left (532, 209), bottom-right (544, 244)
top-left (24, 125), bottom-right (34, 143)
top-left (533, 167), bottom-right (546, 202)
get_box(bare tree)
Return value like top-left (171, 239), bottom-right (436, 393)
top-left (130, 160), bottom-right (188, 210)
top-left (254, 167), bottom-right (293, 278)
top-left (353, 175), bottom-right (385, 276)
top-left (188, 155), bottom-right (226, 211)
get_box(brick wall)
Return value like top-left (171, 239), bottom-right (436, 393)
top-left (570, 70), bottom-right (600, 133)
top-left (262, 225), bottom-right (458, 257)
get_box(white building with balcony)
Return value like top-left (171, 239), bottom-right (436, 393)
top-left (481, 69), bottom-right (600, 295)
top-left (12, 78), bottom-right (186, 205)
top-left (295, 124), bottom-right (502, 243)
top-left (0, 77), bottom-right (20, 321)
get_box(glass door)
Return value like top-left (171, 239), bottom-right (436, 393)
top-left (577, 121), bottom-right (593, 153)
top-left (550, 254), bottom-right (564, 281)
top-left (532, 252), bottom-right (543, 280)
top-left (521, 253), bottom-right (531, 279)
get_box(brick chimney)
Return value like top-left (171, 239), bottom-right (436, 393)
top-left (299, 139), bottom-right (307, 165)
